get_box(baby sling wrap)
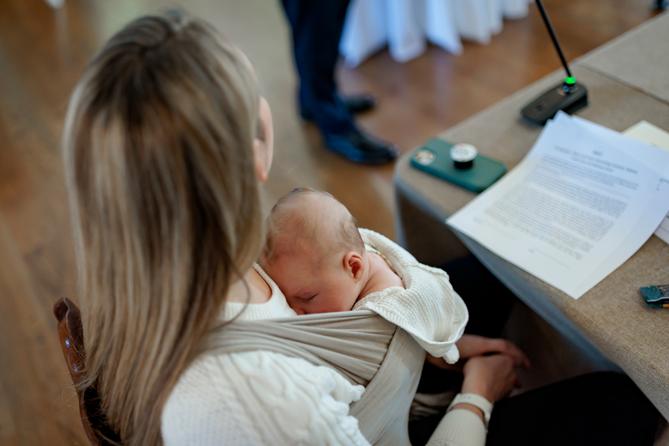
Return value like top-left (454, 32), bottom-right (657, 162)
top-left (209, 309), bottom-right (426, 445)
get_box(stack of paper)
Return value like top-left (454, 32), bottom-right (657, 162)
top-left (623, 121), bottom-right (669, 244)
top-left (447, 112), bottom-right (669, 299)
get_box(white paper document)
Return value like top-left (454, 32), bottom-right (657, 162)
top-left (447, 112), bottom-right (669, 299)
top-left (623, 121), bottom-right (669, 244)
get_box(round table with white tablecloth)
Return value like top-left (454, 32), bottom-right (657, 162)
top-left (340, 0), bottom-right (531, 66)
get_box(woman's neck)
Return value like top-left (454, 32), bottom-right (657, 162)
top-left (226, 267), bottom-right (271, 304)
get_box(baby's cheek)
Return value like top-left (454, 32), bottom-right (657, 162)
top-left (295, 300), bottom-right (327, 315)
top-left (284, 298), bottom-right (304, 315)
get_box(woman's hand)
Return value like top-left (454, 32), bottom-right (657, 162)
top-left (457, 334), bottom-right (531, 368)
top-left (461, 354), bottom-right (519, 402)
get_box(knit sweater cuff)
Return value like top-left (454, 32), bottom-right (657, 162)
top-left (425, 408), bottom-right (487, 446)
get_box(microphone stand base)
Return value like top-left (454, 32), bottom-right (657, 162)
top-left (521, 81), bottom-right (588, 125)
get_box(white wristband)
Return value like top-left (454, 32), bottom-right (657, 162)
top-left (448, 393), bottom-right (493, 426)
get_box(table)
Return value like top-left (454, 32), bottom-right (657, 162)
top-left (394, 12), bottom-right (669, 420)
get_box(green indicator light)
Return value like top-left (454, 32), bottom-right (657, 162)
top-left (565, 76), bottom-right (576, 85)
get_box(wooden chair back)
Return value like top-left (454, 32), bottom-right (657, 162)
top-left (53, 297), bottom-right (120, 445)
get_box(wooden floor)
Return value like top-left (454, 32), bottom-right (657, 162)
top-left (0, 0), bottom-right (661, 444)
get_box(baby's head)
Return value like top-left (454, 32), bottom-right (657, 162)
top-left (261, 188), bottom-right (368, 314)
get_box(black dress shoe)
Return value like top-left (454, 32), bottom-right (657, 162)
top-left (300, 94), bottom-right (377, 121)
top-left (342, 94), bottom-right (376, 114)
top-left (323, 128), bottom-right (399, 165)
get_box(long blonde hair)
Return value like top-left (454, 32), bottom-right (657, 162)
top-left (62, 11), bottom-right (262, 445)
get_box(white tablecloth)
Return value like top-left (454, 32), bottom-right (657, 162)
top-left (340, 0), bottom-right (531, 66)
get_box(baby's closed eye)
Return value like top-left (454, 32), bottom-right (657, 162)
top-left (297, 293), bottom-right (318, 302)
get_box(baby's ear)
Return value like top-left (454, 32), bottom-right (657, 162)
top-left (343, 251), bottom-right (364, 279)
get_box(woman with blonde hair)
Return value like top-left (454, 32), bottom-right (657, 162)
top-left (63, 10), bottom-right (659, 446)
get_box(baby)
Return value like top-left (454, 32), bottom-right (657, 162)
top-left (261, 188), bottom-right (469, 365)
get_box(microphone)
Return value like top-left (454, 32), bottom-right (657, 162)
top-left (521, 0), bottom-right (588, 125)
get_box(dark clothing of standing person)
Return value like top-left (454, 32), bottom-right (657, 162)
top-left (280, 0), bottom-right (399, 165)
top-left (409, 255), bottom-right (660, 446)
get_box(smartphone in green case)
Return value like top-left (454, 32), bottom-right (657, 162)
top-left (410, 138), bottom-right (507, 193)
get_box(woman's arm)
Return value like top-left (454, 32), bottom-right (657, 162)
top-left (426, 408), bottom-right (487, 446)
top-left (162, 350), bottom-right (370, 445)
top-left (427, 335), bottom-right (531, 370)
top-left (425, 354), bottom-right (520, 446)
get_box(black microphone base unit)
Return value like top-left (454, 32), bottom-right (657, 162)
top-left (521, 81), bottom-right (588, 125)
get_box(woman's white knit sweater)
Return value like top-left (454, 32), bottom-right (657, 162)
top-left (161, 244), bottom-right (487, 445)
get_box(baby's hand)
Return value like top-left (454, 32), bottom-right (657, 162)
top-left (456, 335), bottom-right (531, 368)
top-left (425, 354), bottom-right (462, 371)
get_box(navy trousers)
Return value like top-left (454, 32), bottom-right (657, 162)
top-left (280, 0), bottom-right (356, 134)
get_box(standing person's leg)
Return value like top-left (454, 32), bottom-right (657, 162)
top-left (487, 372), bottom-right (659, 446)
top-left (280, 0), bottom-right (398, 164)
top-left (281, 0), bottom-right (353, 134)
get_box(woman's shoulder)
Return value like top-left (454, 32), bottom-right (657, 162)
top-left (162, 350), bottom-right (369, 445)
top-left (222, 264), bottom-right (297, 321)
